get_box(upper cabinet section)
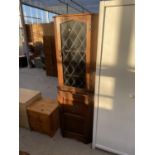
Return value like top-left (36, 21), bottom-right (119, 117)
top-left (60, 20), bottom-right (86, 88)
top-left (54, 13), bottom-right (98, 93)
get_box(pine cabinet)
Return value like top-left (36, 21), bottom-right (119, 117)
top-left (54, 13), bottom-right (98, 143)
top-left (27, 99), bottom-right (59, 137)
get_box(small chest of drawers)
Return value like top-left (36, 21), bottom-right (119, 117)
top-left (27, 98), bottom-right (59, 137)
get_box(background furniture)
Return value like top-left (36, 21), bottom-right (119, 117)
top-left (27, 98), bottom-right (59, 137)
top-left (25, 22), bottom-right (57, 75)
top-left (93, 0), bottom-right (135, 155)
top-left (19, 55), bottom-right (28, 68)
top-left (43, 22), bottom-right (57, 76)
top-left (19, 88), bottom-right (41, 128)
top-left (54, 13), bottom-right (98, 143)
top-left (43, 35), bottom-right (57, 76)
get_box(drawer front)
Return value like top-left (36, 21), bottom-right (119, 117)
top-left (27, 111), bottom-right (40, 122)
top-left (30, 121), bottom-right (41, 131)
top-left (61, 103), bottom-right (89, 116)
top-left (39, 115), bottom-right (51, 134)
top-left (27, 111), bottom-right (51, 134)
top-left (28, 111), bottom-right (49, 122)
top-left (39, 114), bottom-right (49, 124)
top-left (58, 90), bottom-right (92, 105)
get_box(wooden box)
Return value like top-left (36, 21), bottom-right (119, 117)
top-left (27, 98), bottom-right (59, 137)
top-left (19, 88), bottom-right (41, 128)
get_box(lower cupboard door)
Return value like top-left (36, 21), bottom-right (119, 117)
top-left (63, 113), bottom-right (85, 135)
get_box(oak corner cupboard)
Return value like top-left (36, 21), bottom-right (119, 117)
top-left (54, 13), bottom-right (98, 143)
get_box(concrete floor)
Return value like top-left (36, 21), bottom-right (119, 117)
top-left (20, 128), bottom-right (113, 155)
top-left (19, 68), bottom-right (57, 99)
top-left (19, 68), bottom-right (114, 155)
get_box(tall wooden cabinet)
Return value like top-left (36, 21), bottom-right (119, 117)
top-left (54, 13), bottom-right (98, 143)
top-left (43, 22), bottom-right (57, 76)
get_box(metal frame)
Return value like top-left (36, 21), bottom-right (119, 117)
top-left (22, 2), bottom-right (61, 15)
top-left (57, 0), bottom-right (81, 13)
top-left (22, 15), bottom-right (41, 20)
top-left (19, 0), bottom-right (30, 67)
top-left (70, 0), bottom-right (91, 13)
top-left (22, 0), bottom-right (91, 15)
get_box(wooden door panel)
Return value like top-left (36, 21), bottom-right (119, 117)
top-left (63, 113), bottom-right (85, 135)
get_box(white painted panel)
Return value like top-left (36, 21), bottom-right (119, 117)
top-left (94, 1), bottom-right (135, 155)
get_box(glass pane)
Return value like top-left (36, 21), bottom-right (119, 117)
top-left (60, 20), bottom-right (86, 88)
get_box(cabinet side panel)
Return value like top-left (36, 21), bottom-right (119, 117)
top-left (90, 14), bottom-right (99, 92)
top-left (54, 17), bottom-right (64, 86)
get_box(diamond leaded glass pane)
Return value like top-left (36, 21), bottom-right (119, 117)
top-left (60, 20), bottom-right (86, 88)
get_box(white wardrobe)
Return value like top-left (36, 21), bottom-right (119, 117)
top-left (93, 0), bottom-right (135, 155)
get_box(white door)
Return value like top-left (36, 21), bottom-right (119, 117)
top-left (93, 1), bottom-right (135, 155)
